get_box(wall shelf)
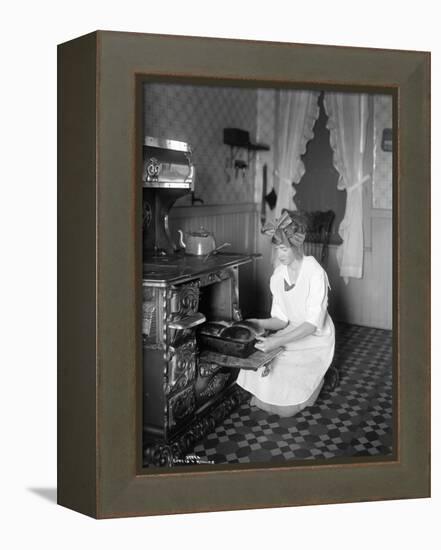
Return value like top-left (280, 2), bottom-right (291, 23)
top-left (223, 128), bottom-right (270, 171)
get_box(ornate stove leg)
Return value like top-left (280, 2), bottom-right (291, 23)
top-left (143, 385), bottom-right (250, 467)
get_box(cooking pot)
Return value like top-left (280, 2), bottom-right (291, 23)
top-left (177, 227), bottom-right (216, 256)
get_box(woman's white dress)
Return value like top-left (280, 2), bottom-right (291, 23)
top-left (236, 256), bottom-right (335, 407)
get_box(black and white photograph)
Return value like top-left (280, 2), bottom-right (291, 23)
top-left (141, 81), bottom-right (394, 468)
top-left (4, 0), bottom-right (437, 542)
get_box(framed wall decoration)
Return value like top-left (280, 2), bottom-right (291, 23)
top-left (58, 31), bottom-right (430, 518)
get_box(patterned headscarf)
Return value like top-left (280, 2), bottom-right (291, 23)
top-left (261, 210), bottom-right (307, 248)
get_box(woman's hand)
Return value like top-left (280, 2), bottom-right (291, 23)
top-left (255, 322), bottom-right (316, 352)
top-left (245, 318), bottom-right (262, 329)
top-left (245, 317), bottom-right (287, 332)
top-left (254, 335), bottom-right (281, 353)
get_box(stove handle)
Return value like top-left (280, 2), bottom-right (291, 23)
top-left (168, 312), bottom-right (206, 331)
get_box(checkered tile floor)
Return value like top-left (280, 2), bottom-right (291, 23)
top-left (191, 323), bottom-right (393, 464)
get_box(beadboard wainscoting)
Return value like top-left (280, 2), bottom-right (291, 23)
top-left (326, 210), bottom-right (393, 330)
top-left (168, 205), bottom-right (392, 330)
top-left (168, 203), bottom-right (260, 317)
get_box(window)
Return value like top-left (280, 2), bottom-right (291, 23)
top-left (294, 92), bottom-right (345, 245)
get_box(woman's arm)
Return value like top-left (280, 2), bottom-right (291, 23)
top-left (247, 317), bottom-right (288, 332)
top-left (254, 321), bottom-right (316, 353)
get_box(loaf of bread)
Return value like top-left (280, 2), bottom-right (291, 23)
top-left (220, 325), bottom-right (253, 342)
top-left (233, 320), bottom-right (265, 337)
top-left (198, 322), bottom-right (228, 336)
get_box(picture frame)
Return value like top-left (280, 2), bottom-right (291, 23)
top-left (57, 30), bottom-right (430, 518)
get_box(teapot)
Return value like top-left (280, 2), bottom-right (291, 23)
top-left (177, 227), bottom-right (216, 256)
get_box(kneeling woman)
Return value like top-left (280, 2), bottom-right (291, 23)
top-left (237, 211), bottom-right (335, 417)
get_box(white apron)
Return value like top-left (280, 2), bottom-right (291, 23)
top-left (237, 256), bottom-right (335, 406)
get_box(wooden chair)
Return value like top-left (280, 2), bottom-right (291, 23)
top-left (302, 210), bottom-right (335, 266)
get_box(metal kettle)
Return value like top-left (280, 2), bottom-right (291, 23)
top-left (177, 227), bottom-right (216, 256)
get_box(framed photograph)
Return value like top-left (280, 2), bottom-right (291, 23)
top-left (58, 31), bottom-right (430, 518)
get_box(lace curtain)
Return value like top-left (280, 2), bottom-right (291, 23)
top-left (323, 93), bottom-right (369, 283)
top-left (271, 90), bottom-right (369, 282)
top-left (274, 90), bottom-right (320, 218)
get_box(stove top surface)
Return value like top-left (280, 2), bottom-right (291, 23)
top-left (142, 252), bottom-right (253, 285)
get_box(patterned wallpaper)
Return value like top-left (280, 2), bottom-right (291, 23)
top-left (372, 95), bottom-right (393, 210)
top-left (143, 83), bottom-right (259, 206)
top-left (143, 84), bottom-right (391, 210)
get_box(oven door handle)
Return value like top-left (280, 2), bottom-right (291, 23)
top-left (168, 312), bottom-right (206, 330)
